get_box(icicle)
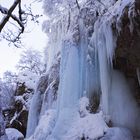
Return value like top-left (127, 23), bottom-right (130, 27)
top-left (91, 20), bottom-right (116, 117)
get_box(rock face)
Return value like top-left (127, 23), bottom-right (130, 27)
top-left (113, 1), bottom-right (140, 103)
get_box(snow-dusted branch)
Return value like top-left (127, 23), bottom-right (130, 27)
top-left (0, 5), bottom-right (24, 31)
top-left (76, 0), bottom-right (80, 9)
top-left (0, 0), bottom-right (42, 47)
top-left (0, 0), bottom-right (22, 33)
top-left (0, 0), bottom-right (25, 47)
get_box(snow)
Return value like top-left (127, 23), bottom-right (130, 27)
top-left (26, 98), bottom-right (108, 140)
top-left (5, 128), bottom-right (24, 140)
top-left (26, 110), bottom-right (56, 140)
top-left (79, 96), bottom-right (89, 117)
top-left (0, 135), bottom-right (8, 140)
top-left (63, 112), bottom-right (108, 140)
top-left (100, 127), bottom-right (133, 140)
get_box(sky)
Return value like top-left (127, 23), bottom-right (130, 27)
top-left (0, 0), bottom-right (47, 77)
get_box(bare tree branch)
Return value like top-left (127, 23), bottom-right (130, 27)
top-left (0, 0), bottom-right (43, 47)
top-left (0, 0), bottom-right (21, 33)
top-left (76, 0), bottom-right (80, 9)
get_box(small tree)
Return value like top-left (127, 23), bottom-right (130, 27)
top-left (17, 49), bottom-right (45, 75)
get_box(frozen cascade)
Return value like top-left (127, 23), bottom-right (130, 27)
top-left (46, 41), bottom-right (80, 139)
top-left (45, 16), bottom-right (99, 139)
top-left (79, 17), bottom-right (100, 98)
top-left (78, 18), bottom-right (88, 96)
top-left (91, 20), bottom-right (116, 117)
top-left (26, 91), bottom-right (43, 138)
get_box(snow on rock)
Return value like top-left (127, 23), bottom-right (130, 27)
top-left (63, 112), bottom-right (108, 140)
top-left (100, 127), bottom-right (133, 140)
top-left (14, 94), bottom-right (32, 111)
top-left (5, 128), bottom-right (24, 140)
top-left (79, 96), bottom-right (90, 117)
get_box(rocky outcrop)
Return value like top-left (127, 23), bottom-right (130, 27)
top-left (2, 82), bottom-right (34, 137)
top-left (15, 82), bottom-right (34, 96)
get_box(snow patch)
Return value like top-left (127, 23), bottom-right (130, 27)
top-left (100, 127), bottom-right (133, 140)
top-left (5, 128), bottom-right (24, 140)
top-left (63, 112), bottom-right (108, 140)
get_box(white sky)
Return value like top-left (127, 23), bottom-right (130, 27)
top-left (0, 0), bottom-right (47, 77)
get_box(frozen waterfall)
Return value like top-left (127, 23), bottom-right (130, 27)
top-left (26, 0), bottom-right (140, 139)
